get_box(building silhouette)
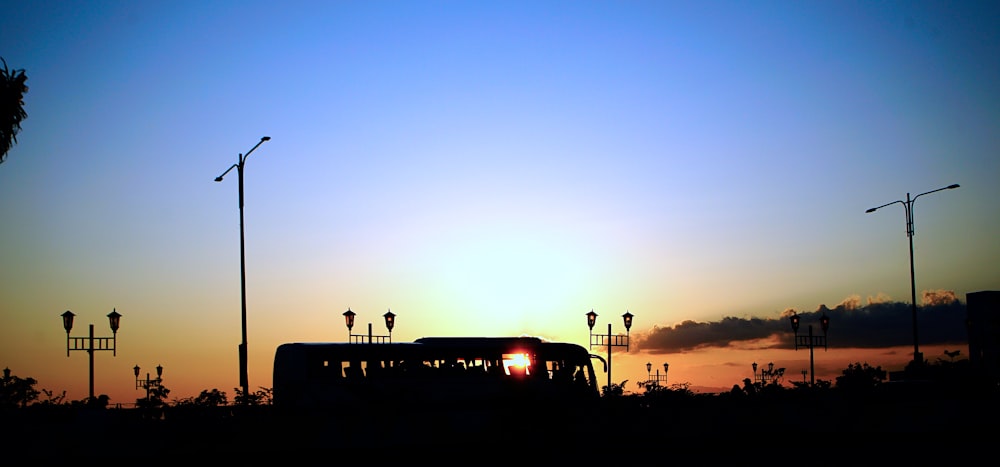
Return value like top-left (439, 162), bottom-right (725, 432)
top-left (967, 290), bottom-right (1000, 385)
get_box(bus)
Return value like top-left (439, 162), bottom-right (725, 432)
top-left (271, 336), bottom-right (600, 411)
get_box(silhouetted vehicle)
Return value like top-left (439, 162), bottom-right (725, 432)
top-left (272, 336), bottom-right (600, 411)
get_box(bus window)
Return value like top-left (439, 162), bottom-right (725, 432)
top-left (502, 352), bottom-right (530, 377)
top-left (344, 361), bottom-right (364, 380)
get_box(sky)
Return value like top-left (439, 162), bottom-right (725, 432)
top-left (1, 0), bottom-right (998, 405)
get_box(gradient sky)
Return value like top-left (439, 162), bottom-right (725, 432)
top-left (2, 0), bottom-right (998, 405)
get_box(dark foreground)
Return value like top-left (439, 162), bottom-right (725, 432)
top-left (7, 388), bottom-right (998, 461)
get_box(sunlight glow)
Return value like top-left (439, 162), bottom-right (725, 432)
top-left (503, 352), bottom-right (531, 376)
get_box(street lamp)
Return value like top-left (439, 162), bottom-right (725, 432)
top-left (790, 312), bottom-right (829, 386)
top-left (61, 309), bottom-right (122, 401)
top-left (586, 309), bottom-right (633, 394)
top-left (646, 362), bottom-right (668, 387)
top-left (133, 364), bottom-right (163, 403)
top-left (215, 135), bottom-right (271, 400)
top-left (343, 308), bottom-right (396, 343)
top-left (866, 183), bottom-right (959, 365)
top-left (751, 361), bottom-right (783, 386)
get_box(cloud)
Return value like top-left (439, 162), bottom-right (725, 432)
top-left (634, 292), bottom-right (968, 353)
top-left (922, 289), bottom-right (959, 306)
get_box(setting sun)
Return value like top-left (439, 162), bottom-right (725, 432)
top-left (503, 352), bottom-right (531, 376)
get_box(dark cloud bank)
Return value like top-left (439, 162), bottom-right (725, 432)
top-left (634, 290), bottom-right (971, 354)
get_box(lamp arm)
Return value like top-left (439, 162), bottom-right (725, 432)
top-left (215, 163), bottom-right (238, 181)
top-left (865, 199), bottom-right (903, 213)
top-left (244, 140), bottom-right (266, 159)
top-left (913, 185), bottom-right (957, 201)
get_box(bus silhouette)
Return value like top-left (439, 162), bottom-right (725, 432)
top-left (272, 336), bottom-right (600, 410)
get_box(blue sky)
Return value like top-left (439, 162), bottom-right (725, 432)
top-left (2, 0), bottom-right (998, 402)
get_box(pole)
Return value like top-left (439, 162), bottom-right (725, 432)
top-left (867, 184), bottom-right (958, 365)
top-left (808, 324), bottom-right (815, 386)
top-left (606, 323), bottom-right (612, 392)
top-left (220, 136), bottom-right (268, 400)
top-left (145, 373), bottom-right (151, 402)
top-left (88, 324), bottom-right (95, 401)
top-left (238, 156), bottom-right (249, 399)
top-left (906, 193), bottom-right (921, 364)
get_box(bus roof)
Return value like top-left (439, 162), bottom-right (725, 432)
top-left (413, 336), bottom-right (545, 346)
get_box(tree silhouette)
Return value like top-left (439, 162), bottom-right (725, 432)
top-left (602, 379), bottom-right (628, 397)
top-left (136, 382), bottom-right (170, 409)
top-left (0, 369), bottom-right (40, 408)
top-left (835, 362), bottom-right (887, 393)
top-left (234, 386), bottom-right (273, 405)
top-left (185, 388), bottom-right (229, 407)
top-left (0, 57), bottom-right (28, 163)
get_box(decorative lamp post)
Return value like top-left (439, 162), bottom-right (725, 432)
top-left (215, 135), bottom-right (271, 400)
top-left (646, 361), bottom-right (668, 387)
top-left (752, 361), bottom-right (783, 386)
top-left (61, 309), bottom-right (122, 401)
top-left (790, 312), bottom-right (830, 386)
top-left (866, 183), bottom-right (959, 365)
top-left (133, 364), bottom-right (164, 403)
top-left (344, 308), bottom-right (396, 343)
top-left (343, 308), bottom-right (356, 335)
top-left (384, 310), bottom-right (395, 341)
top-left (586, 309), bottom-right (633, 394)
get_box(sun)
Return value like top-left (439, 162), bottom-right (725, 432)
top-left (502, 352), bottom-right (531, 376)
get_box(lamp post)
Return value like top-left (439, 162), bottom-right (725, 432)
top-left (586, 309), bottom-right (633, 394)
top-left (645, 362), bottom-right (668, 387)
top-left (790, 312), bottom-right (829, 386)
top-left (751, 361), bottom-right (783, 386)
top-left (343, 308), bottom-right (396, 343)
top-left (866, 183), bottom-right (959, 365)
top-left (133, 364), bottom-right (163, 403)
top-left (215, 135), bottom-right (271, 400)
top-left (61, 309), bottom-right (122, 401)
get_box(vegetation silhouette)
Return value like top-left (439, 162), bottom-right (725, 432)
top-left (0, 56), bottom-right (28, 163)
top-left (3, 349), bottom-right (997, 461)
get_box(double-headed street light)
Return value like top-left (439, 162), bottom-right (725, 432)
top-left (215, 136), bottom-right (271, 400)
top-left (646, 362), bottom-right (668, 387)
top-left (790, 312), bottom-right (829, 386)
top-left (133, 364), bottom-right (163, 403)
top-left (752, 361), bottom-right (783, 387)
top-left (61, 309), bottom-right (122, 401)
top-left (586, 309), bottom-right (633, 394)
top-left (343, 308), bottom-right (396, 343)
top-left (866, 183), bottom-right (959, 365)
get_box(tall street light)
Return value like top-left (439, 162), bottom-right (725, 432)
top-left (215, 136), bottom-right (271, 400)
top-left (586, 309), bottom-right (633, 395)
top-left (61, 309), bottom-right (122, 402)
top-left (866, 183), bottom-right (959, 365)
